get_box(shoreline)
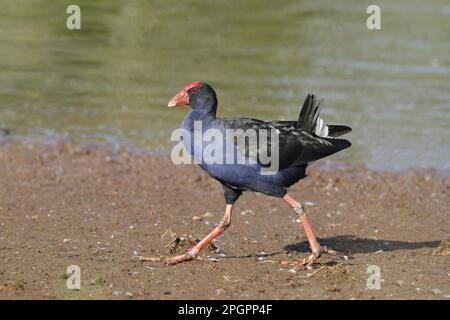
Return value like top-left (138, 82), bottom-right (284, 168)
top-left (0, 142), bottom-right (449, 299)
top-left (0, 136), bottom-right (449, 175)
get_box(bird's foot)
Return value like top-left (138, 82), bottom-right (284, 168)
top-left (281, 246), bottom-right (337, 267)
top-left (301, 246), bottom-right (336, 266)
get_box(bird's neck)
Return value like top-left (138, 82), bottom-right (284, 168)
top-left (184, 107), bottom-right (217, 128)
top-left (180, 106), bottom-right (217, 160)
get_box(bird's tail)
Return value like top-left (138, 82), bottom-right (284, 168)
top-left (326, 125), bottom-right (352, 138)
top-left (296, 94), bottom-right (352, 138)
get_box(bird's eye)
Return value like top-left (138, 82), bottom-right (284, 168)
top-left (190, 88), bottom-right (200, 94)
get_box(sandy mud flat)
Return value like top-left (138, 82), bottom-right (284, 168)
top-left (0, 143), bottom-right (448, 299)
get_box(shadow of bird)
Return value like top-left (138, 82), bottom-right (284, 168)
top-left (284, 235), bottom-right (441, 255)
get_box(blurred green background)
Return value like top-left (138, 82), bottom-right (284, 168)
top-left (0, 0), bottom-right (449, 170)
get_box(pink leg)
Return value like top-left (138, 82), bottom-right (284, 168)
top-left (283, 194), bottom-right (336, 265)
top-left (137, 204), bottom-right (233, 265)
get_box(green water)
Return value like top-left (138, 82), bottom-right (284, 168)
top-left (0, 0), bottom-right (449, 170)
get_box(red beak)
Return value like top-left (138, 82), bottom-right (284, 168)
top-left (168, 90), bottom-right (189, 107)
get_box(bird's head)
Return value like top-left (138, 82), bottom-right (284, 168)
top-left (168, 81), bottom-right (217, 110)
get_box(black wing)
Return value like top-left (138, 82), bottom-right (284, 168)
top-left (218, 117), bottom-right (349, 169)
top-left (218, 94), bottom-right (351, 169)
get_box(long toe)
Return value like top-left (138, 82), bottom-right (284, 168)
top-left (133, 254), bottom-right (192, 265)
top-left (322, 246), bottom-right (337, 255)
top-left (133, 255), bottom-right (164, 262)
top-left (166, 254), bottom-right (190, 265)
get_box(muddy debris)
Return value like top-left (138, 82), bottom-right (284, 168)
top-left (431, 239), bottom-right (450, 256)
top-left (308, 264), bottom-right (351, 281)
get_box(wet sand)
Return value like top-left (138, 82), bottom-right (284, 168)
top-left (0, 142), bottom-right (449, 299)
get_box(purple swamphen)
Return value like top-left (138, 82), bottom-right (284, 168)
top-left (139, 81), bottom-right (351, 266)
